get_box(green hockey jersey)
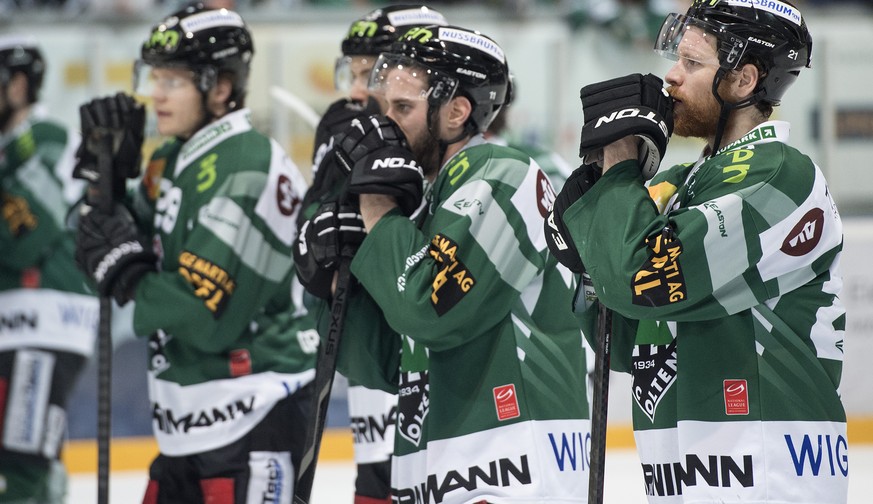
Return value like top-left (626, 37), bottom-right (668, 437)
top-left (0, 111), bottom-right (96, 460)
top-left (564, 121), bottom-right (847, 503)
top-left (341, 136), bottom-right (590, 503)
top-left (0, 111), bottom-right (96, 358)
top-left (129, 109), bottom-right (317, 456)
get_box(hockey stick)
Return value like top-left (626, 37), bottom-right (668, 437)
top-left (294, 259), bottom-right (354, 503)
top-left (270, 85), bottom-right (321, 130)
top-left (588, 301), bottom-right (613, 504)
top-left (94, 134), bottom-right (115, 504)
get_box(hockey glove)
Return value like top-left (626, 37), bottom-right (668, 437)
top-left (334, 115), bottom-right (424, 217)
top-left (294, 201), bottom-right (367, 299)
top-left (76, 202), bottom-right (157, 305)
top-left (544, 163), bottom-right (601, 274)
top-left (299, 99), bottom-right (382, 229)
top-left (312, 97), bottom-right (381, 167)
top-left (73, 92), bottom-right (145, 186)
top-left (578, 73), bottom-right (673, 180)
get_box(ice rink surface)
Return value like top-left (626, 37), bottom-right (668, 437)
top-left (69, 446), bottom-right (873, 503)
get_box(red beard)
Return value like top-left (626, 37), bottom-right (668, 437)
top-left (667, 86), bottom-right (722, 140)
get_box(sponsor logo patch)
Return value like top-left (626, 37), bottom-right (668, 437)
top-left (632, 230), bottom-right (686, 306)
top-left (493, 384), bottom-right (521, 421)
top-left (229, 349), bottom-right (252, 377)
top-left (780, 208), bottom-right (824, 256)
top-left (643, 453), bottom-right (754, 497)
top-left (394, 455), bottom-right (531, 503)
top-left (177, 250), bottom-right (236, 318)
top-left (429, 234), bottom-right (475, 315)
top-left (724, 379), bottom-right (750, 415)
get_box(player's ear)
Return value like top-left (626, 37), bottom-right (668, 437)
top-left (208, 75), bottom-right (234, 116)
top-left (446, 95), bottom-right (472, 130)
top-left (734, 62), bottom-right (760, 101)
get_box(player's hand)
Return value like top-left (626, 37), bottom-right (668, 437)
top-left (544, 163), bottom-right (601, 273)
top-left (578, 73), bottom-right (673, 180)
top-left (75, 201), bottom-right (156, 304)
top-left (294, 201), bottom-right (367, 299)
top-left (73, 92), bottom-right (145, 185)
top-left (334, 115), bottom-right (424, 217)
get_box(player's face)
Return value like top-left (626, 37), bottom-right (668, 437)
top-left (347, 56), bottom-right (376, 104)
top-left (149, 67), bottom-right (205, 139)
top-left (664, 27), bottom-right (722, 139)
top-left (382, 68), bottom-right (442, 178)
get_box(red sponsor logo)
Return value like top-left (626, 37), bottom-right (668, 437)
top-left (535, 170), bottom-right (556, 218)
top-left (493, 384), bottom-right (520, 421)
top-left (781, 208), bottom-right (824, 256)
top-left (724, 379), bottom-right (749, 416)
top-left (229, 349), bottom-right (252, 377)
top-left (276, 174), bottom-right (300, 217)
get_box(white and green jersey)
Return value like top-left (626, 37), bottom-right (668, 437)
top-left (564, 121), bottom-right (847, 503)
top-left (130, 109), bottom-right (317, 456)
top-left (343, 136), bottom-right (590, 503)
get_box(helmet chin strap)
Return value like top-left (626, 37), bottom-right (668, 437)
top-left (427, 101), bottom-right (474, 164)
top-left (709, 68), bottom-right (766, 157)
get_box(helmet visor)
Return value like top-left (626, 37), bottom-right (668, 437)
top-left (368, 53), bottom-right (459, 106)
top-left (334, 54), bottom-right (378, 94)
top-left (133, 60), bottom-right (213, 97)
top-left (654, 13), bottom-right (748, 70)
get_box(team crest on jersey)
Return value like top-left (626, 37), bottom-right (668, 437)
top-left (780, 208), bottom-right (824, 257)
top-left (397, 370), bottom-right (429, 447)
top-left (632, 341), bottom-right (677, 422)
top-left (429, 234), bottom-right (475, 315)
top-left (536, 170), bottom-right (556, 218)
top-left (632, 230), bottom-right (686, 306)
top-left (276, 174), bottom-right (300, 217)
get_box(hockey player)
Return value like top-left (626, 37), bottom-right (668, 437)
top-left (546, 1), bottom-right (848, 502)
top-left (300, 6), bottom-right (446, 504)
top-left (0, 37), bottom-right (97, 504)
top-left (298, 25), bottom-right (590, 502)
top-left (73, 5), bottom-right (314, 503)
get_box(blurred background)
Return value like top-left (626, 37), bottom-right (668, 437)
top-left (4, 0), bottom-right (870, 499)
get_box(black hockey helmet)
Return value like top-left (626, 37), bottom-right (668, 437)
top-left (370, 25), bottom-right (510, 135)
top-left (341, 5), bottom-right (448, 57)
top-left (136, 3), bottom-right (253, 110)
top-left (0, 37), bottom-right (45, 104)
top-left (654, 0), bottom-right (811, 106)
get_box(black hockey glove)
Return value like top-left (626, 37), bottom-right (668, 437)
top-left (544, 163), bottom-right (601, 274)
top-left (73, 92), bottom-right (145, 187)
top-left (76, 202), bottom-right (157, 305)
top-left (578, 73), bottom-right (673, 180)
top-left (299, 99), bottom-right (382, 229)
top-left (294, 201), bottom-right (367, 299)
top-left (334, 115), bottom-right (424, 217)
top-left (312, 97), bottom-right (381, 166)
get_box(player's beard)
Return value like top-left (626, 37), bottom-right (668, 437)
top-left (667, 85), bottom-right (721, 140)
top-left (409, 114), bottom-right (443, 179)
